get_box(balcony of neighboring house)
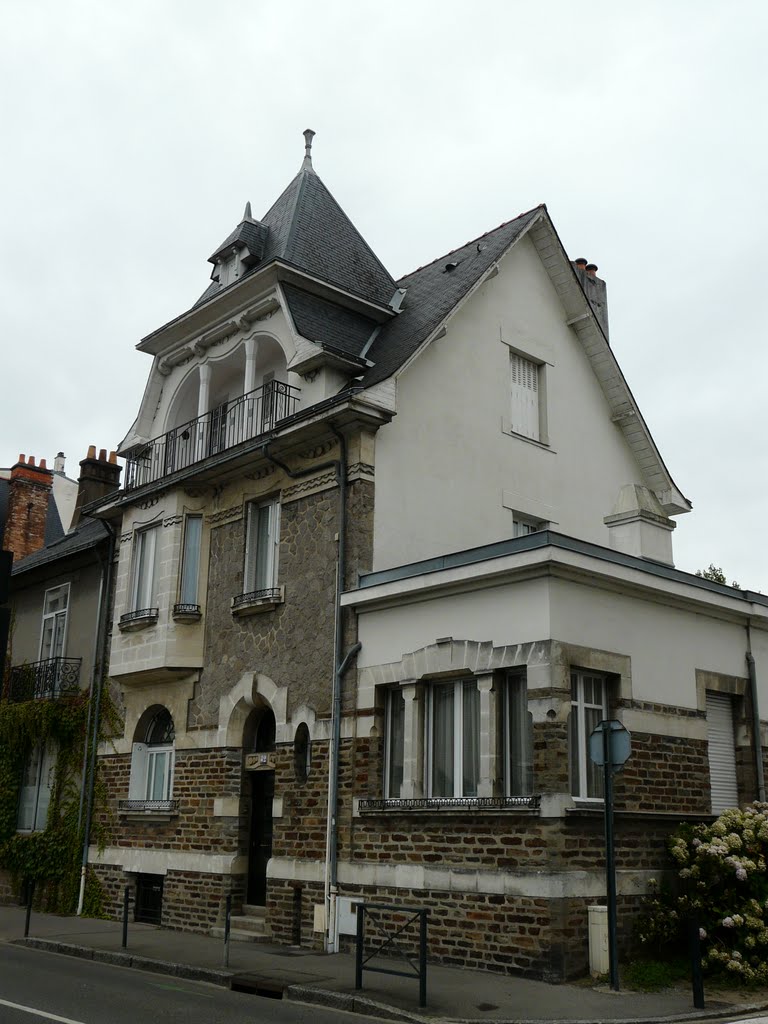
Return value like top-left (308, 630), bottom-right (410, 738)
top-left (125, 361), bottom-right (300, 493)
top-left (7, 657), bottom-right (82, 702)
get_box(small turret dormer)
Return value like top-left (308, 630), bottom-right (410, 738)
top-left (207, 201), bottom-right (269, 288)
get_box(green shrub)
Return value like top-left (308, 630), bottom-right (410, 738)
top-left (639, 804), bottom-right (768, 983)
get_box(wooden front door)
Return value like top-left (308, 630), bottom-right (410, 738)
top-left (247, 771), bottom-right (274, 905)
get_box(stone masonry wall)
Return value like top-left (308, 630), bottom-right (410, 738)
top-left (191, 487), bottom-right (339, 728)
top-left (95, 748), bottom-right (241, 853)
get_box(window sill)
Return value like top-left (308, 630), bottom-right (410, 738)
top-left (500, 420), bottom-right (555, 452)
top-left (357, 796), bottom-right (540, 816)
top-left (118, 799), bottom-right (179, 822)
top-left (118, 609), bottom-right (159, 632)
top-left (172, 603), bottom-right (202, 623)
top-left (231, 586), bottom-right (284, 617)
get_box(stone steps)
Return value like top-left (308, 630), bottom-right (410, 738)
top-left (210, 904), bottom-right (270, 943)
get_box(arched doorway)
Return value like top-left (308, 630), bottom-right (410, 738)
top-left (243, 707), bottom-right (276, 906)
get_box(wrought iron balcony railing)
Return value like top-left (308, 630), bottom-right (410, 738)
top-left (8, 657), bottom-right (82, 702)
top-left (118, 799), bottom-right (179, 814)
top-left (124, 379), bottom-right (300, 491)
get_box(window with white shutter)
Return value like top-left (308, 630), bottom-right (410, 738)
top-left (510, 353), bottom-right (540, 440)
top-left (706, 692), bottom-right (739, 814)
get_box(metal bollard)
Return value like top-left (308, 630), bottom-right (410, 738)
top-left (689, 916), bottom-right (705, 1010)
top-left (223, 894), bottom-right (232, 968)
top-left (122, 885), bottom-right (130, 949)
top-left (24, 880), bottom-right (35, 938)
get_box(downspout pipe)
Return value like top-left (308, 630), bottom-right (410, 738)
top-left (746, 624), bottom-right (765, 802)
top-left (77, 518), bottom-right (116, 915)
top-left (77, 528), bottom-right (110, 834)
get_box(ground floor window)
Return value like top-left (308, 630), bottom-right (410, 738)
top-left (706, 691), bottom-right (739, 814)
top-left (569, 669), bottom-right (607, 799)
top-left (428, 680), bottom-right (480, 798)
top-left (17, 743), bottom-right (56, 831)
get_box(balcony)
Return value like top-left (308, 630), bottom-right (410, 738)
top-left (124, 379), bottom-right (300, 491)
top-left (7, 657), bottom-right (82, 702)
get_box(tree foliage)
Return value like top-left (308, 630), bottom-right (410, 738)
top-left (696, 564), bottom-right (740, 589)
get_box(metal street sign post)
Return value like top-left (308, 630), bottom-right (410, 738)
top-left (589, 719), bottom-right (631, 992)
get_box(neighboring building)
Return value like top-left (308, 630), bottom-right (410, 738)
top-left (0, 453), bottom-right (78, 555)
top-left (85, 132), bottom-right (768, 979)
top-left (0, 449), bottom-right (120, 905)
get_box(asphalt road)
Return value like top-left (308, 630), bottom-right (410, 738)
top-left (0, 945), bottom-right (380, 1024)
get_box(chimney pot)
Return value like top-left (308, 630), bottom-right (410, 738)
top-left (575, 258), bottom-right (588, 267)
top-left (18, 454), bottom-right (25, 464)
top-left (586, 263), bottom-right (598, 277)
top-left (98, 448), bottom-right (107, 462)
top-left (28, 456), bottom-right (35, 467)
top-left (109, 451), bottom-right (117, 464)
top-left (87, 445), bottom-right (96, 460)
top-left (39, 459), bottom-right (47, 470)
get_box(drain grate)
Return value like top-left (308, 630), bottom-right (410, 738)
top-left (230, 974), bottom-right (284, 999)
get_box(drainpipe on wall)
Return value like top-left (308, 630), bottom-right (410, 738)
top-left (77, 518), bottom-right (116, 916)
top-left (76, 534), bottom-right (109, 834)
top-left (746, 624), bottom-right (765, 802)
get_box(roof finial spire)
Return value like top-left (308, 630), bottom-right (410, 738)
top-left (243, 201), bottom-right (252, 221)
top-left (302, 128), bottom-right (316, 170)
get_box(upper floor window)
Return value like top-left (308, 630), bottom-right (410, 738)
top-left (570, 669), bottom-right (607, 800)
top-left (178, 515), bottom-right (203, 606)
top-left (505, 674), bottom-right (533, 797)
top-left (512, 516), bottom-right (545, 539)
top-left (18, 742), bottom-right (56, 831)
top-left (427, 681), bottom-right (480, 798)
top-left (131, 526), bottom-right (159, 612)
top-left (40, 584), bottom-right (69, 661)
top-left (244, 499), bottom-right (280, 596)
top-left (510, 352), bottom-right (542, 441)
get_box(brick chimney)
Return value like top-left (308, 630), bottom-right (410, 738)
top-left (70, 447), bottom-right (122, 528)
top-left (2, 455), bottom-right (54, 561)
top-left (571, 257), bottom-right (609, 340)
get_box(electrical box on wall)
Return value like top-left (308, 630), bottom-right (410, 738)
top-left (337, 897), bottom-right (363, 936)
top-left (313, 903), bottom-right (326, 932)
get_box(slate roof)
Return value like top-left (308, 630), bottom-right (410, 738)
top-left (195, 164), bottom-right (397, 311)
top-left (282, 284), bottom-right (377, 358)
top-left (360, 207), bottom-right (543, 387)
top-left (11, 518), bottom-right (108, 576)
top-left (0, 477), bottom-right (65, 552)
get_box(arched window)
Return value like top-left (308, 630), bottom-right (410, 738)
top-left (129, 707), bottom-right (176, 807)
top-left (294, 723), bottom-right (311, 783)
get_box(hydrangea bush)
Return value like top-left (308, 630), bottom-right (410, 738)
top-left (639, 803), bottom-right (768, 983)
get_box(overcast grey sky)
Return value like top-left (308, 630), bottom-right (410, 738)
top-left (1, 1), bottom-right (766, 586)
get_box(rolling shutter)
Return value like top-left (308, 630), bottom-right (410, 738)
top-left (706, 692), bottom-right (738, 815)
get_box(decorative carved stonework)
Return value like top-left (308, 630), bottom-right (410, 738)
top-left (244, 464), bottom-right (277, 482)
top-left (301, 369), bottom-right (320, 383)
top-left (207, 505), bottom-right (242, 528)
top-left (282, 468), bottom-right (338, 503)
top-left (163, 514), bottom-right (183, 528)
top-left (347, 461), bottom-right (375, 479)
top-left (137, 496), bottom-right (160, 510)
top-left (298, 439), bottom-right (338, 461)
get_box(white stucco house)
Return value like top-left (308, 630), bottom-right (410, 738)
top-left (82, 131), bottom-right (768, 980)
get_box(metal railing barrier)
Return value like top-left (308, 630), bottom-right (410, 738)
top-left (354, 903), bottom-right (429, 1008)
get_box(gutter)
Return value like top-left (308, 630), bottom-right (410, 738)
top-left (746, 625), bottom-right (766, 802)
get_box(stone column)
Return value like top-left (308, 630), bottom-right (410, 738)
top-left (197, 362), bottom-right (211, 418)
top-left (243, 337), bottom-right (259, 395)
top-left (477, 674), bottom-right (497, 797)
top-left (400, 681), bottom-right (423, 799)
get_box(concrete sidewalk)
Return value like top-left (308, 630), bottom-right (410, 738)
top-left (0, 904), bottom-right (764, 1024)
